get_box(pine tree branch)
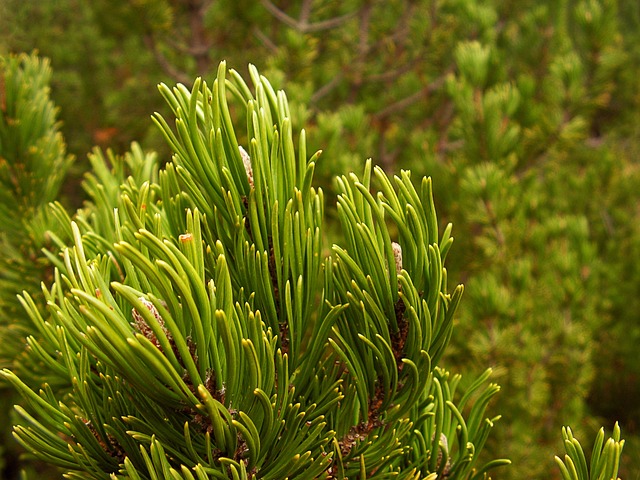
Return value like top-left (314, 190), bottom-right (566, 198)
top-left (299, 0), bottom-right (313, 26)
top-left (252, 26), bottom-right (279, 54)
top-left (372, 69), bottom-right (451, 120)
top-left (349, 2), bottom-right (373, 93)
top-left (303, 2), bottom-right (431, 113)
top-left (1, 58), bottom-right (514, 479)
top-left (142, 0), bottom-right (213, 81)
top-left (310, 72), bottom-right (344, 104)
top-left (144, 34), bottom-right (191, 85)
top-left (260, 0), bottom-right (357, 34)
top-left (186, 0), bottom-right (214, 74)
top-left (164, 36), bottom-right (210, 57)
top-left (366, 62), bottom-right (415, 84)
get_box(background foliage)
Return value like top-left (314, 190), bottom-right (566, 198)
top-left (1, 0), bottom-right (639, 478)
top-left (0, 52), bottom-right (74, 478)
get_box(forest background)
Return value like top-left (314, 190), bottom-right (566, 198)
top-left (0, 0), bottom-right (639, 479)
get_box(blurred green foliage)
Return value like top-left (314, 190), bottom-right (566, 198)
top-left (1, 0), bottom-right (639, 478)
top-left (0, 52), bottom-right (73, 479)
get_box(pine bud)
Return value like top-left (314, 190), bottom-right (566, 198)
top-left (239, 145), bottom-right (253, 188)
top-left (131, 297), bottom-right (170, 349)
top-left (435, 432), bottom-right (451, 476)
top-left (392, 242), bottom-right (402, 275)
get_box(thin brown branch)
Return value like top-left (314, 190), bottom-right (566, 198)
top-left (187, 0), bottom-right (213, 74)
top-left (252, 26), bottom-right (279, 54)
top-left (259, 0), bottom-right (299, 29)
top-left (310, 72), bottom-right (344, 104)
top-left (348, 3), bottom-right (373, 96)
top-left (144, 35), bottom-right (191, 85)
top-left (312, 3), bottom-right (433, 107)
top-left (366, 63), bottom-right (415, 84)
top-left (165, 36), bottom-right (210, 57)
top-left (375, 90), bottom-right (426, 119)
top-left (260, 0), bottom-right (357, 33)
top-left (362, 2), bottom-right (415, 61)
top-left (373, 69), bottom-right (451, 120)
top-left (357, 3), bottom-right (372, 60)
top-left (302, 11), bottom-right (358, 33)
top-left (299, 0), bottom-right (313, 25)
top-left (387, 2), bottom-right (416, 48)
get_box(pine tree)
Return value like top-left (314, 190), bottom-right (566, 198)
top-left (2, 0), bottom-right (639, 476)
top-left (0, 49), bottom-right (630, 480)
top-left (1, 60), bottom-right (512, 479)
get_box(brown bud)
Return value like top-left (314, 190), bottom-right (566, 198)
top-left (131, 297), bottom-right (170, 348)
top-left (239, 146), bottom-right (254, 188)
top-left (392, 242), bottom-right (402, 275)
